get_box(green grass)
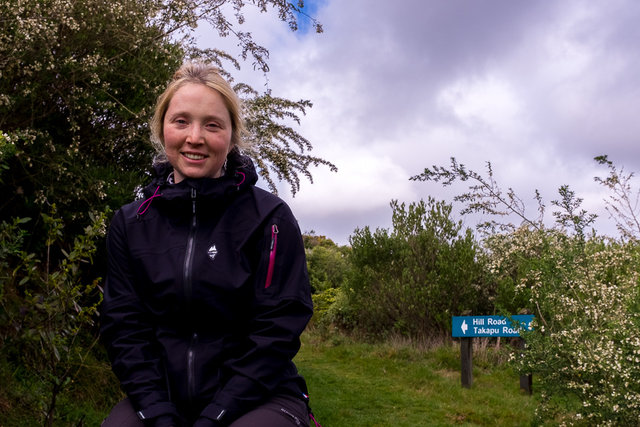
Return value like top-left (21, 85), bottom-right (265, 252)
top-left (1, 332), bottom-right (538, 426)
top-left (296, 332), bottom-right (538, 426)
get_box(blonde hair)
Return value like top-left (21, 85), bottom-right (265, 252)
top-left (150, 62), bottom-right (247, 161)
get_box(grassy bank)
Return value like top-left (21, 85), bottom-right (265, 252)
top-left (296, 332), bottom-right (537, 426)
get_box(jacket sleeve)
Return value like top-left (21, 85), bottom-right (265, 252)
top-left (197, 205), bottom-right (313, 425)
top-left (100, 208), bottom-right (182, 427)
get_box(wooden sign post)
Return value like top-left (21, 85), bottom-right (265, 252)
top-left (460, 336), bottom-right (473, 388)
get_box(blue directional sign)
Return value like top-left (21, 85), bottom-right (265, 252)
top-left (452, 315), bottom-right (534, 337)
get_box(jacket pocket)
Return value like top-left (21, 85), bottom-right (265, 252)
top-left (264, 224), bottom-right (278, 288)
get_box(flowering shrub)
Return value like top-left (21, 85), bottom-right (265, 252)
top-left (0, 0), bottom-right (331, 230)
top-left (415, 157), bottom-right (640, 423)
top-left (486, 227), bottom-right (640, 424)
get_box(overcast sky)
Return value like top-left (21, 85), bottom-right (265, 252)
top-left (198, 0), bottom-right (640, 245)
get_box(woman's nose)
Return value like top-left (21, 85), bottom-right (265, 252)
top-left (187, 125), bottom-right (205, 143)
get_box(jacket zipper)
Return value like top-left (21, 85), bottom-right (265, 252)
top-left (187, 332), bottom-right (198, 406)
top-left (265, 224), bottom-right (278, 288)
top-left (184, 188), bottom-right (197, 304)
top-left (184, 187), bottom-right (197, 406)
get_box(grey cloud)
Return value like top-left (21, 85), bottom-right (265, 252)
top-left (260, 0), bottom-right (640, 243)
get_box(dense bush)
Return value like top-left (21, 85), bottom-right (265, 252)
top-left (304, 234), bottom-right (351, 293)
top-left (0, 210), bottom-right (107, 425)
top-left (302, 233), bottom-right (353, 335)
top-left (340, 198), bottom-right (494, 340)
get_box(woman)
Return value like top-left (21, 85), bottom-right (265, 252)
top-left (101, 62), bottom-right (316, 427)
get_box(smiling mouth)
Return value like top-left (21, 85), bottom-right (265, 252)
top-left (183, 153), bottom-right (206, 160)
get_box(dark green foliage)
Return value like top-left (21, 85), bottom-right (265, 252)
top-left (343, 198), bottom-right (493, 339)
top-left (303, 233), bottom-right (352, 334)
top-left (0, 209), bottom-right (107, 426)
top-left (307, 245), bottom-right (349, 292)
top-left (303, 233), bottom-right (350, 293)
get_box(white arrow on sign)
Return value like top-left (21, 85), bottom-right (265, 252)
top-left (461, 319), bottom-right (468, 334)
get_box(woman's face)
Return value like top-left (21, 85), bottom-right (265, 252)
top-left (163, 83), bottom-right (233, 183)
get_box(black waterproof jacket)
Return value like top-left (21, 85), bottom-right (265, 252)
top-left (100, 151), bottom-right (313, 427)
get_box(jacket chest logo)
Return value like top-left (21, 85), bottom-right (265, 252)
top-left (207, 244), bottom-right (218, 261)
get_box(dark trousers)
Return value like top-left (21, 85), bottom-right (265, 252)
top-left (102, 394), bottom-right (310, 427)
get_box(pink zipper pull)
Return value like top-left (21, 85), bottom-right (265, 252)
top-left (265, 224), bottom-right (279, 288)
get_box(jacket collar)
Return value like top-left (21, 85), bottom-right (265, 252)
top-left (143, 149), bottom-right (258, 204)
